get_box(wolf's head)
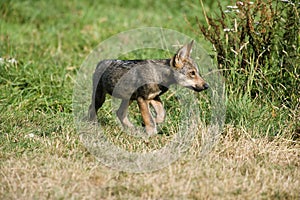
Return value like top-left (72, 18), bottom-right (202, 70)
top-left (170, 40), bottom-right (209, 92)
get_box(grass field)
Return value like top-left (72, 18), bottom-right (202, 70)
top-left (0, 0), bottom-right (299, 199)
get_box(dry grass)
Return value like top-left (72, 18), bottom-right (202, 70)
top-left (1, 125), bottom-right (299, 199)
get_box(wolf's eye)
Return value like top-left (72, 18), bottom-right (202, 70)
top-left (189, 71), bottom-right (196, 77)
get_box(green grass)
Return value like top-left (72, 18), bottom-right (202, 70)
top-left (0, 0), bottom-right (299, 199)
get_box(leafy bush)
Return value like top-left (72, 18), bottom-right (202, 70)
top-left (196, 0), bottom-right (299, 108)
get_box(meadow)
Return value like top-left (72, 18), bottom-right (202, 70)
top-left (0, 0), bottom-right (299, 199)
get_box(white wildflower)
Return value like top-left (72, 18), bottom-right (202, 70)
top-left (8, 58), bottom-right (18, 65)
top-left (25, 133), bottom-right (35, 138)
top-left (224, 9), bottom-right (240, 13)
top-left (223, 28), bottom-right (234, 32)
top-left (227, 5), bottom-right (239, 9)
top-left (237, 1), bottom-right (244, 6)
top-left (236, 1), bottom-right (254, 6)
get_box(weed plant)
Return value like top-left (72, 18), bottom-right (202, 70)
top-left (194, 0), bottom-right (299, 136)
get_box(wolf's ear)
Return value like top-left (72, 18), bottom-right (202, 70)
top-left (172, 40), bottom-right (194, 69)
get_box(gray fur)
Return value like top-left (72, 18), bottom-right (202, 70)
top-left (88, 40), bottom-right (208, 135)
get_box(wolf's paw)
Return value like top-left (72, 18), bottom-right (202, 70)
top-left (121, 118), bottom-right (134, 129)
top-left (145, 126), bottom-right (158, 136)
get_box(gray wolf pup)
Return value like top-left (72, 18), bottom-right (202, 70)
top-left (88, 40), bottom-right (209, 135)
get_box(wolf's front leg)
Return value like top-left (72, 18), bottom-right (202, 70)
top-left (116, 99), bottom-right (134, 128)
top-left (137, 97), bottom-right (157, 135)
top-left (150, 96), bottom-right (165, 124)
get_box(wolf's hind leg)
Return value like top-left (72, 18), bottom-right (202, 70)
top-left (150, 96), bottom-right (165, 124)
top-left (116, 99), bottom-right (134, 128)
top-left (137, 97), bottom-right (157, 135)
